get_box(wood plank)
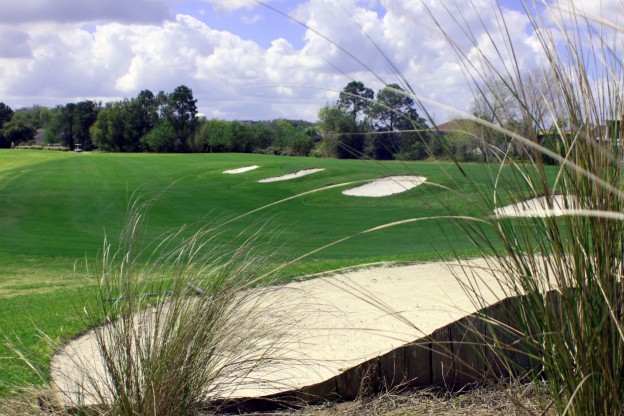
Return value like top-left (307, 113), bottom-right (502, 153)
top-left (453, 314), bottom-right (486, 386)
top-left (295, 377), bottom-right (338, 404)
top-left (335, 357), bottom-right (381, 400)
top-left (379, 346), bottom-right (407, 389)
top-left (404, 338), bottom-right (431, 387)
top-left (431, 324), bottom-right (455, 387)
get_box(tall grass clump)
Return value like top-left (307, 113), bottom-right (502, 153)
top-left (411, 1), bottom-right (624, 414)
top-left (53, 197), bottom-right (291, 415)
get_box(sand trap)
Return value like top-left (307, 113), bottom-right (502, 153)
top-left (51, 258), bottom-right (506, 405)
top-left (342, 176), bottom-right (427, 197)
top-left (494, 195), bottom-right (578, 218)
top-left (258, 168), bottom-right (324, 183)
top-left (223, 165), bottom-right (260, 174)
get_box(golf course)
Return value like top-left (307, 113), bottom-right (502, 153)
top-left (0, 149), bottom-right (534, 397)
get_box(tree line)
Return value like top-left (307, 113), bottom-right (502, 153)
top-left (0, 81), bottom-right (435, 160)
top-left (0, 86), bottom-right (318, 156)
top-left (0, 74), bottom-right (565, 161)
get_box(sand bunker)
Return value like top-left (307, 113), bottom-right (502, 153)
top-left (223, 165), bottom-right (260, 174)
top-left (343, 176), bottom-right (427, 197)
top-left (258, 168), bottom-right (324, 183)
top-left (51, 259), bottom-right (505, 405)
top-left (494, 195), bottom-right (578, 217)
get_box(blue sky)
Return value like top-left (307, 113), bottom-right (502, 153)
top-left (172, 1), bottom-right (309, 49)
top-left (0, 0), bottom-right (610, 122)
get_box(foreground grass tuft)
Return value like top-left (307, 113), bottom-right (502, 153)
top-left (50, 197), bottom-right (293, 415)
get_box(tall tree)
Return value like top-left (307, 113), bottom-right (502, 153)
top-left (0, 102), bottom-right (14, 148)
top-left (369, 84), bottom-right (430, 159)
top-left (166, 85), bottom-right (198, 151)
top-left (316, 104), bottom-right (364, 158)
top-left (0, 102), bottom-right (13, 127)
top-left (371, 84), bottom-right (415, 132)
top-left (337, 81), bottom-right (374, 122)
top-left (51, 101), bottom-right (99, 150)
top-left (134, 89), bottom-right (159, 137)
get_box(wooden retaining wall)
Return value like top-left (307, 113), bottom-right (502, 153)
top-left (207, 295), bottom-right (542, 414)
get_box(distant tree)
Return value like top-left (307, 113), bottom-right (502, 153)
top-left (0, 102), bottom-right (13, 127)
top-left (72, 100), bottom-right (100, 150)
top-left (368, 84), bottom-right (430, 160)
top-left (0, 102), bottom-right (14, 148)
top-left (12, 106), bottom-right (51, 130)
top-left (337, 81), bottom-right (374, 123)
top-left (2, 120), bottom-right (35, 145)
top-left (243, 122), bottom-right (273, 152)
top-left (134, 89), bottom-right (159, 137)
top-left (194, 119), bottom-right (232, 152)
top-left (166, 85), bottom-right (198, 151)
top-left (316, 104), bottom-right (364, 158)
top-left (141, 120), bottom-right (177, 152)
top-left (50, 101), bottom-right (100, 150)
top-left (229, 121), bottom-right (250, 153)
top-left (91, 101), bottom-right (142, 152)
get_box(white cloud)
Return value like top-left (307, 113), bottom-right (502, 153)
top-left (554, 0), bottom-right (623, 23)
top-left (0, 0), bottom-right (570, 123)
top-left (0, 29), bottom-right (32, 58)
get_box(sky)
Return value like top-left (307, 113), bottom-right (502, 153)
top-left (0, 0), bottom-right (617, 123)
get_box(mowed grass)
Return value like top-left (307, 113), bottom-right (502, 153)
top-left (0, 150), bottom-right (541, 395)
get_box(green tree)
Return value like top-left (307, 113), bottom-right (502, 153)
top-left (51, 101), bottom-right (100, 150)
top-left (134, 89), bottom-right (159, 137)
top-left (2, 120), bottom-right (35, 146)
top-left (166, 85), bottom-right (198, 151)
top-left (12, 106), bottom-right (51, 130)
top-left (0, 102), bottom-right (13, 127)
top-left (242, 122), bottom-right (273, 152)
top-left (0, 102), bottom-right (14, 148)
top-left (141, 120), bottom-right (177, 152)
top-left (369, 84), bottom-right (430, 160)
top-left (91, 101), bottom-right (142, 152)
top-left (316, 105), bottom-right (364, 159)
top-left (337, 81), bottom-right (374, 123)
top-left (193, 119), bottom-right (232, 153)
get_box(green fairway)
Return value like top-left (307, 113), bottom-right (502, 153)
top-left (0, 150), bottom-right (535, 395)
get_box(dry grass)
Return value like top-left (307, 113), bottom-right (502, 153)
top-left (238, 383), bottom-right (554, 416)
top-left (0, 383), bottom-right (553, 416)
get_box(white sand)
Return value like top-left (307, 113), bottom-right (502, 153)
top-left (494, 195), bottom-right (578, 217)
top-left (51, 258), bottom-right (505, 405)
top-left (342, 176), bottom-right (427, 197)
top-left (258, 168), bottom-right (325, 183)
top-left (223, 165), bottom-right (260, 174)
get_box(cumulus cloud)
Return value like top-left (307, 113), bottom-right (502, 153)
top-left (287, 0), bottom-right (540, 119)
top-left (0, 0), bottom-right (553, 122)
top-left (0, 29), bottom-right (32, 58)
top-left (0, 0), bottom-right (171, 25)
top-left (553, 0), bottom-right (623, 23)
